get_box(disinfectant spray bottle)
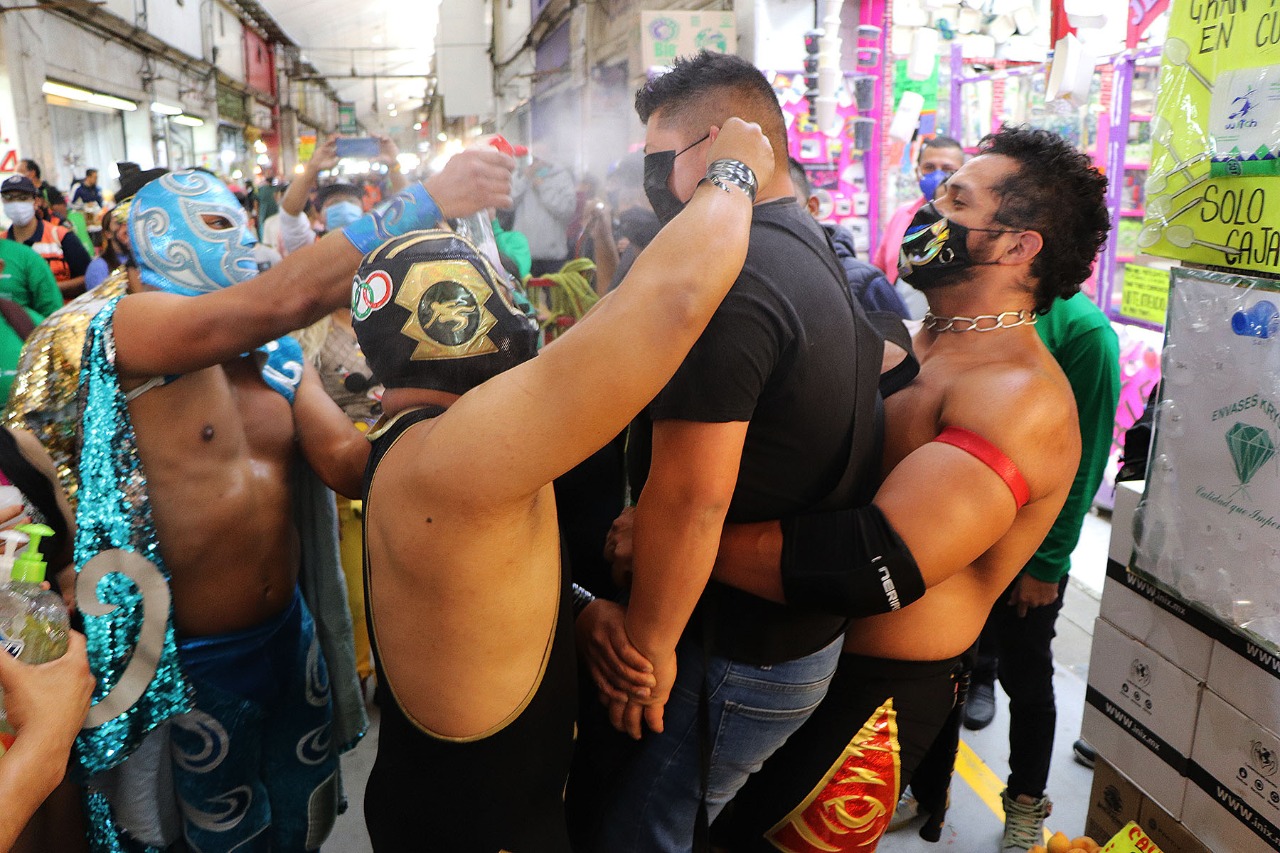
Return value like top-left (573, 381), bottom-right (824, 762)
top-left (0, 523), bottom-right (68, 755)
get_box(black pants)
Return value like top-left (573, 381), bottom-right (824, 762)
top-left (972, 575), bottom-right (1069, 799)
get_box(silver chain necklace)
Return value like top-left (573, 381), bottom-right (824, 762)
top-left (922, 310), bottom-right (1038, 333)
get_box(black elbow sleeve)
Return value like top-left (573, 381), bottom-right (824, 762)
top-left (780, 504), bottom-right (926, 617)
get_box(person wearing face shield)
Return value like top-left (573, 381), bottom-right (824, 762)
top-left (3, 174), bottom-right (92, 299)
top-left (67, 150), bottom-right (515, 852)
top-left (871, 136), bottom-right (966, 319)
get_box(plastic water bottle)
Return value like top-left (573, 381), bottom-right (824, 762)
top-left (450, 135), bottom-right (527, 272)
top-left (0, 524), bottom-right (68, 756)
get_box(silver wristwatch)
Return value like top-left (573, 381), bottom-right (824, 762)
top-left (701, 159), bottom-right (758, 202)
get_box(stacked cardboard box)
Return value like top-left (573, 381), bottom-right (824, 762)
top-left (1093, 482), bottom-right (1280, 851)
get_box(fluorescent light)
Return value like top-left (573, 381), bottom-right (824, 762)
top-left (151, 101), bottom-right (183, 115)
top-left (87, 93), bottom-right (138, 111)
top-left (42, 81), bottom-right (91, 101)
top-left (172, 114), bottom-right (205, 127)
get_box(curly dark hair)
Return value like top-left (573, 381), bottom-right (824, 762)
top-left (634, 51), bottom-right (788, 170)
top-left (978, 125), bottom-right (1110, 313)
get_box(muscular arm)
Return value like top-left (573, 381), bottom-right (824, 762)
top-left (625, 419), bottom-right (746, 666)
top-left (293, 363), bottom-right (369, 499)
top-left (111, 149), bottom-right (514, 379)
top-left (711, 370), bottom-right (1079, 606)
top-left (412, 120), bottom-right (773, 507)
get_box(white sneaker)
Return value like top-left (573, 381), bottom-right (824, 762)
top-left (887, 791), bottom-right (920, 832)
top-left (1000, 788), bottom-right (1052, 852)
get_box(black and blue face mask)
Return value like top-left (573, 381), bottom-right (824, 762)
top-left (897, 202), bottom-right (1022, 289)
top-left (643, 133), bottom-right (710, 225)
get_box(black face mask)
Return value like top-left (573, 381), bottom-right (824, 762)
top-left (643, 133), bottom-right (710, 225)
top-left (897, 202), bottom-right (1022, 290)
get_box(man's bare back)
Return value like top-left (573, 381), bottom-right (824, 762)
top-left (126, 358), bottom-right (299, 636)
top-left (843, 325), bottom-right (1078, 661)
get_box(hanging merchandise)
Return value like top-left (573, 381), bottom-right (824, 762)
top-left (1141, 0), bottom-right (1280, 273)
top-left (1134, 268), bottom-right (1280, 646)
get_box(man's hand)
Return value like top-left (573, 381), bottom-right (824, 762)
top-left (604, 506), bottom-right (635, 589)
top-left (424, 149), bottom-right (516, 219)
top-left (307, 134), bottom-right (340, 174)
top-left (575, 599), bottom-right (655, 705)
top-left (0, 630), bottom-right (93, 748)
top-left (705, 117), bottom-right (775, 191)
top-left (1009, 574), bottom-right (1061, 618)
top-left (374, 134), bottom-right (400, 167)
top-left (611, 646), bottom-right (676, 740)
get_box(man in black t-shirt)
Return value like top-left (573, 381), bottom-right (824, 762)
top-left (571, 52), bottom-right (881, 853)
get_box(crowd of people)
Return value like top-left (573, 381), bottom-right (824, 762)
top-left (0, 50), bottom-right (1121, 853)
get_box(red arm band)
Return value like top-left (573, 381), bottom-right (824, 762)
top-left (932, 426), bottom-right (1031, 509)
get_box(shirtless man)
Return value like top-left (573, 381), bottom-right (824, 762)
top-left (595, 125), bottom-right (1111, 851)
top-left (71, 152), bottom-right (514, 852)
top-left (354, 119), bottom-right (772, 851)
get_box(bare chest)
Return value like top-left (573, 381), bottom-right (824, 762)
top-left (127, 358), bottom-right (296, 473)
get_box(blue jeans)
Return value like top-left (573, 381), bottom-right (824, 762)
top-left (586, 633), bottom-right (842, 853)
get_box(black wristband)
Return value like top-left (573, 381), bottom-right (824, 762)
top-left (780, 505), bottom-right (926, 617)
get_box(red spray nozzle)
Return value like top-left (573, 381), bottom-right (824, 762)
top-left (489, 136), bottom-right (529, 157)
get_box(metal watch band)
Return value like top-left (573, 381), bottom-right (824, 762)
top-left (571, 583), bottom-right (597, 619)
top-left (701, 158), bottom-right (758, 202)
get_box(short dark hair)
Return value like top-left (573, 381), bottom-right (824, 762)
top-left (787, 157), bottom-right (811, 199)
top-left (979, 125), bottom-right (1109, 312)
top-left (85, 168), bottom-right (98, 178)
top-left (634, 51), bottom-right (787, 169)
top-left (20, 159), bottom-right (40, 179)
top-left (919, 135), bottom-right (963, 163)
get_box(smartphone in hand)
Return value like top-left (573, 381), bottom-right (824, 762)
top-left (335, 137), bottom-right (381, 159)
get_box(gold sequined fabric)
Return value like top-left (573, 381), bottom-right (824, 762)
top-left (3, 270), bottom-right (129, 507)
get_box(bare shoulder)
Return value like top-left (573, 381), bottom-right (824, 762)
top-left (938, 356), bottom-right (1080, 502)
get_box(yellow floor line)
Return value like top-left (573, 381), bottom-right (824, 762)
top-left (954, 738), bottom-right (1054, 844)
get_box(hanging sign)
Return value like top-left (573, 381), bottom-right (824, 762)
top-left (1142, 0), bottom-right (1280, 274)
top-left (640, 11), bottom-right (736, 71)
top-left (1119, 263), bottom-right (1172, 326)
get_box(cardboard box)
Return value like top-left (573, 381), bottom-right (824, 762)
top-left (1082, 618), bottom-right (1202, 818)
top-left (1208, 631), bottom-right (1280, 742)
top-left (1109, 479), bottom-right (1144, 566)
top-left (1099, 567), bottom-right (1215, 681)
top-left (1184, 689), bottom-right (1280, 852)
top-left (1087, 757), bottom-right (1146, 844)
top-left (1138, 794), bottom-right (1212, 853)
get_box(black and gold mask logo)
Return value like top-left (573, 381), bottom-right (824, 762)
top-left (394, 258), bottom-right (499, 359)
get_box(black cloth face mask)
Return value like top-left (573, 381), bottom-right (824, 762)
top-left (643, 132), bottom-right (710, 225)
top-left (897, 202), bottom-right (1022, 289)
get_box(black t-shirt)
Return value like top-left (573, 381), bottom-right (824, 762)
top-left (630, 198), bottom-right (871, 663)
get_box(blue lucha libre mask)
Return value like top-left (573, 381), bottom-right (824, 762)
top-left (128, 170), bottom-right (259, 296)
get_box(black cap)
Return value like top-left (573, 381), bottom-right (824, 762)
top-left (315, 182), bottom-right (364, 209)
top-left (116, 161), bottom-right (169, 202)
top-left (0, 175), bottom-right (36, 196)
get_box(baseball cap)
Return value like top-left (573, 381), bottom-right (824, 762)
top-left (1, 175), bottom-right (37, 196)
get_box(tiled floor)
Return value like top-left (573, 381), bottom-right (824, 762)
top-left (325, 510), bottom-right (1115, 852)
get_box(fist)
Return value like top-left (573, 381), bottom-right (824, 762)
top-left (424, 148), bottom-right (517, 220)
top-left (706, 118), bottom-right (774, 192)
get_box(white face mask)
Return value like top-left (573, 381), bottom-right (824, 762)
top-left (4, 201), bottom-right (34, 227)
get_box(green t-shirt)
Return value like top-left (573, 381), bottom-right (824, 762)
top-left (0, 305), bottom-right (46, 403)
top-left (0, 239), bottom-right (62, 317)
top-left (1028, 292), bottom-right (1121, 582)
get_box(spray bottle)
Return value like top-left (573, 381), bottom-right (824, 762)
top-left (450, 135), bottom-right (528, 272)
top-left (0, 523), bottom-right (68, 756)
